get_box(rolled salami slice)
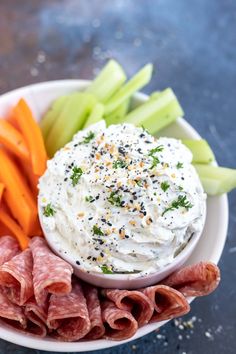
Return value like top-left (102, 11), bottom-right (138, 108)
top-left (161, 262), bottom-right (220, 297)
top-left (101, 300), bottom-right (138, 340)
top-left (47, 282), bottom-right (91, 341)
top-left (24, 297), bottom-right (48, 337)
top-left (0, 292), bottom-right (26, 329)
top-left (142, 285), bottom-right (190, 322)
top-left (30, 237), bottom-right (73, 305)
top-left (0, 235), bottom-right (20, 265)
top-left (83, 284), bottom-right (105, 340)
top-left (0, 248), bottom-right (33, 305)
top-left (102, 289), bottom-right (154, 326)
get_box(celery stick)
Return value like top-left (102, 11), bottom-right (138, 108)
top-left (105, 99), bottom-right (130, 126)
top-left (104, 64), bottom-right (153, 115)
top-left (194, 164), bottom-right (236, 195)
top-left (124, 88), bottom-right (184, 134)
top-left (182, 139), bottom-right (215, 164)
top-left (86, 60), bottom-right (126, 102)
top-left (149, 91), bottom-right (161, 100)
top-left (83, 103), bottom-right (104, 128)
top-left (46, 93), bottom-right (96, 157)
top-left (40, 96), bottom-right (68, 140)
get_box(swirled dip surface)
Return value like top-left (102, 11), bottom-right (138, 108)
top-left (39, 121), bottom-right (206, 275)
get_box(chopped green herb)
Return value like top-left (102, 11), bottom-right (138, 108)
top-left (148, 145), bottom-right (164, 156)
top-left (113, 159), bottom-right (127, 169)
top-left (177, 162), bottom-right (183, 169)
top-left (108, 191), bottom-right (123, 207)
top-left (93, 225), bottom-right (104, 236)
top-left (85, 196), bottom-right (94, 203)
top-left (154, 192), bottom-right (157, 196)
top-left (162, 195), bottom-right (193, 216)
top-left (150, 155), bottom-right (160, 169)
top-left (141, 125), bottom-right (149, 134)
top-left (43, 203), bottom-right (55, 217)
top-left (70, 166), bottom-right (83, 186)
top-left (100, 265), bottom-right (113, 274)
top-left (80, 131), bottom-right (95, 144)
top-left (161, 181), bottom-right (170, 192)
top-left (178, 186), bottom-right (184, 191)
top-left (135, 179), bottom-right (143, 187)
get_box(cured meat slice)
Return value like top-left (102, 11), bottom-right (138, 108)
top-left (0, 235), bottom-right (20, 265)
top-left (47, 282), bottom-right (91, 341)
top-left (83, 284), bottom-right (105, 340)
top-left (0, 248), bottom-right (33, 305)
top-left (102, 289), bottom-right (154, 326)
top-left (161, 262), bottom-right (220, 297)
top-left (0, 292), bottom-right (26, 329)
top-left (141, 285), bottom-right (190, 322)
top-left (101, 300), bottom-right (138, 340)
top-left (24, 297), bottom-right (48, 337)
top-left (30, 237), bottom-right (73, 305)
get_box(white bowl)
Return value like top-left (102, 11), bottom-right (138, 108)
top-left (0, 81), bottom-right (228, 352)
top-left (39, 84), bottom-right (207, 290)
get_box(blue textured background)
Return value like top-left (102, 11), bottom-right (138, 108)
top-left (0, 0), bottom-right (236, 353)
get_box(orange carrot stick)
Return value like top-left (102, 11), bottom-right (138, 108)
top-left (0, 183), bottom-right (4, 203)
top-left (0, 119), bottom-right (30, 161)
top-left (0, 208), bottom-right (29, 249)
top-left (0, 149), bottom-right (38, 235)
top-left (12, 99), bottom-right (48, 176)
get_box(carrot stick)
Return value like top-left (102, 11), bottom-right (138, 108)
top-left (12, 99), bottom-right (48, 176)
top-left (0, 183), bottom-right (4, 203)
top-left (0, 119), bottom-right (30, 161)
top-left (0, 208), bottom-right (29, 249)
top-left (0, 148), bottom-right (38, 235)
top-left (19, 160), bottom-right (39, 199)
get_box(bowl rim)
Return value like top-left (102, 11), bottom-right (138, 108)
top-left (0, 80), bottom-right (229, 352)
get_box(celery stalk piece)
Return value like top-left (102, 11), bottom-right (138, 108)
top-left (40, 96), bottom-right (68, 140)
top-left (83, 103), bottom-right (104, 128)
top-left (86, 60), bottom-right (126, 102)
top-left (124, 88), bottom-right (184, 135)
top-left (182, 139), bottom-right (215, 164)
top-left (105, 99), bottom-right (130, 126)
top-left (149, 91), bottom-right (161, 100)
top-left (46, 93), bottom-right (96, 157)
top-left (104, 64), bottom-right (153, 116)
top-left (194, 164), bottom-right (236, 195)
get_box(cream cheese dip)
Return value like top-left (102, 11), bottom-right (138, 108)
top-left (38, 121), bottom-right (206, 275)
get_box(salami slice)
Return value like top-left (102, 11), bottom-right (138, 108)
top-left (24, 297), bottom-right (48, 337)
top-left (30, 237), bottom-right (73, 305)
top-left (102, 289), bottom-right (154, 326)
top-left (0, 248), bottom-right (33, 305)
top-left (83, 284), bottom-right (105, 340)
top-left (141, 285), bottom-right (190, 322)
top-left (0, 235), bottom-right (20, 266)
top-left (47, 282), bottom-right (91, 341)
top-left (0, 292), bottom-right (26, 329)
top-left (101, 300), bottom-right (138, 340)
top-left (161, 262), bottom-right (220, 297)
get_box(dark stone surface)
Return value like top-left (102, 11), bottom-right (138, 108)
top-left (0, 0), bottom-right (236, 353)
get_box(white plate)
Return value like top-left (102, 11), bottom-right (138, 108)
top-left (0, 81), bottom-right (229, 352)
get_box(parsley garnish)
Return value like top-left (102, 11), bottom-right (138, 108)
top-left (43, 203), bottom-right (55, 217)
top-left (100, 265), bottom-right (113, 274)
top-left (113, 159), bottom-right (127, 169)
top-left (148, 145), bottom-right (164, 169)
top-left (70, 166), bottom-right (83, 186)
top-left (178, 186), bottom-right (184, 191)
top-left (108, 191), bottom-right (123, 207)
top-left (162, 195), bottom-right (193, 216)
top-left (141, 125), bottom-right (149, 134)
top-left (80, 131), bottom-right (95, 144)
top-left (93, 225), bottom-right (104, 236)
top-left (177, 162), bottom-right (183, 169)
top-left (85, 196), bottom-right (94, 203)
top-left (161, 181), bottom-right (170, 192)
top-left (148, 145), bottom-right (164, 156)
top-left (135, 179), bottom-right (143, 187)
top-left (150, 156), bottom-right (160, 169)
